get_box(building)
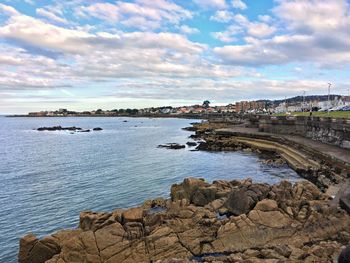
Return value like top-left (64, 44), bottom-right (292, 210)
top-left (235, 101), bottom-right (266, 113)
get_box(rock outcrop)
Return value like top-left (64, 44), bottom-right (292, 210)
top-left (158, 143), bottom-right (186, 149)
top-left (37, 126), bottom-right (103, 132)
top-left (19, 178), bottom-right (350, 263)
top-left (37, 126), bottom-right (83, 131)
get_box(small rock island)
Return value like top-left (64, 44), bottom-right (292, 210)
top-left (36, 126), bottom-right (103, 132)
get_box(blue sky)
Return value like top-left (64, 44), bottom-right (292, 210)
top-left (0, 0), bottom-right (350, 113)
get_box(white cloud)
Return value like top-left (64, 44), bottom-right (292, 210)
top-left (0, 3), bottom-right (19, 16)
top-left (210, 10), bottom-right (235, 23)
top-left (24, 0), bottom-right (34, 5)
top-left (193, 0), bottom-right (227, 9)
top-left (214, 0), bottom-right (350, 67)
top-left (212, 14), bottom-right (276, 42)
top-left (36, 8), bottom-right (68, 24)
top-left (179, 25), bottom-right (199, 34)
top-left (212, 25), bottom-right (242, 42)
top-left (212, 32), bottom-right (236, 43)
top-left (234, 14), bottom-right (276, 38)
top-left (246, 22), bottom-right (276, 38)
top-left (0, 46), bottom-right (72, 89)
top-left (258, 15), bottom-right (272, 23)
top-left (214, 33), bottom-right (350, 67)
top-left (0, 8), bottom-right (204, 55)
top-left (1, 1), bottom-right (350, 111)
top-left (231, 0), bottom-right (247, 10)
top-left (76, 0), bottom-right (192, 30)
top-left (273, 0), bottom-right (349, 34)
top-left (0, 5), bottom-right (248, 94)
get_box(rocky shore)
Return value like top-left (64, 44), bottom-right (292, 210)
top-left (19, 177), bottom-right (350, 263)
top-left (19, 121), bottom-right (350, 263)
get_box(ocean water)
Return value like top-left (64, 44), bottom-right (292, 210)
top-left (0, 116), bottom-right (300, 263)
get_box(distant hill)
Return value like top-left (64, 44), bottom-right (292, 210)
top-left (264, 95), bottom-right (342, 106)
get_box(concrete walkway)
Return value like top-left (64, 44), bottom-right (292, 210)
top-left (217, 126), bottom-right (350, 165)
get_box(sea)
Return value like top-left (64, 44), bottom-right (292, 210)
top-left (0, 116), bottom-right (301, 263)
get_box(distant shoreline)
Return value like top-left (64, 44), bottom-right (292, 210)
top-left (5, 113), bottom-right (220, 119)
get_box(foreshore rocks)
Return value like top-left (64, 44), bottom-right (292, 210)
top-left (19, 177), bottom-right (350, 263)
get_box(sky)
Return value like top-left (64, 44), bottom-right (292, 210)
top-left (0, 0), bottom-right (350, 113)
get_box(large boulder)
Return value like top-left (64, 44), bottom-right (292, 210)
top-left (171, 178), bottom-right (206, 201)
top-left (122, 207), bottom-right (145, 223)
top-left (254, 199), bottom-right (278, 211)
top-left (19, 234), bottom-right (60, 263)
top-left (79, 211), bottom-right (116, 231)
top-left (224, 184), bottom-right (270, 216)
top-left (171, 178), bottom-right (219, 206)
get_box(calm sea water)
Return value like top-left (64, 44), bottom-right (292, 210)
top-left (0, 116), bottom-right (300, 262)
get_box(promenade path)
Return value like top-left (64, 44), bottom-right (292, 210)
top-left (216, 126), bottom-right (350, 207)
top-left (217, 126), bottom-right (350, 164)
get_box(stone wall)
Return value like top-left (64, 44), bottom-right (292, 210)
top-left (257, 116), bottom-right (350, 149)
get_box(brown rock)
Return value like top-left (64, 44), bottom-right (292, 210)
top-left (254, 199), bottom-right (278, 211)
top-left (95, 222), bottom-right (125, 251)
top-left (192, 186), bottom-right (217, 206)
top-left (19, 234), bottom-right (38, 263)
top-left (79, 211), bottom-right (115, 231)
top-left (248, 210), bottom-right (292, 228)
top-left (122, 207), bottom-right (145, 223)
top-left (224, 189), bottom-right (252, 215)
top-left (19, 234), bottom-right (60, 263)
top-left (17, 177), bottom-right (350, 263)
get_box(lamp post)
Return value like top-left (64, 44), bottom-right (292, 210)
top-left (327, 83), bottom-right (332, 115)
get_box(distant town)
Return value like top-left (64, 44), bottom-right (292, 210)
top-left (11, 94), bottom-right (350, 117)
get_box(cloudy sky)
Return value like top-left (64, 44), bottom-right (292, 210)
top-left (1, 0), bottom-right (350, 113)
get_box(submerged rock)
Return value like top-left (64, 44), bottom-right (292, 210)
top-left (186, 141), bottom-right (197, 147)
top-left (158, 143), bottom-right (186, 149)
top-left (37, 126), bottom-right (82, 131)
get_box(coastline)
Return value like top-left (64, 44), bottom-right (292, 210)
top-left (18, 121), bottom-right (350, 263)
top-left (5, 114), bottom-right (208, 119)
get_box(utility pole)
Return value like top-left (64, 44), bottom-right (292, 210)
top-left (327, 83), bottom-right (332, 115)
top-left (302, 90), bottom-right (305, 112)
top-left (285, 96), bottom-right (287, 113)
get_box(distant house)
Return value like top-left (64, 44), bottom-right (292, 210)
top-left (28, 111), bottom-right (48, 117)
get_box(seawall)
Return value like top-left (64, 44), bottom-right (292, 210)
top-left (248, 115), bottom-right (350, 149)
